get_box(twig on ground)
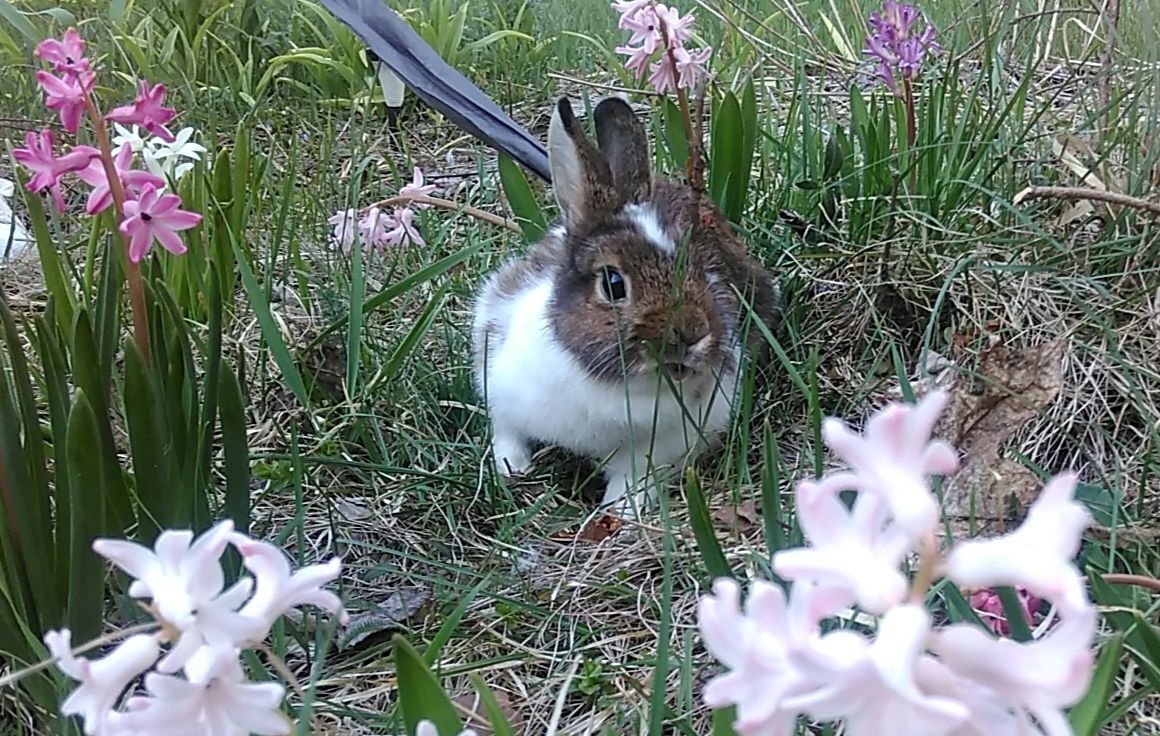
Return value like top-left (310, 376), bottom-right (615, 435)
top-left (1013, 186), bottom-right (1160, 217)
top-left (362, 194), bottom-right (522, 234)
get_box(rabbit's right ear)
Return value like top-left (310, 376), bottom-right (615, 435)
top-left (548, 97), bottom-right (617, 225)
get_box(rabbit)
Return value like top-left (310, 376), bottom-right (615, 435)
top-left (471, 95), bottom-right (780, 518)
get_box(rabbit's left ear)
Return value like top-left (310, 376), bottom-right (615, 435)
top-left (593, 96), bottom-right (651, 203)
top-left (548, 96), bottom-right (619, 225)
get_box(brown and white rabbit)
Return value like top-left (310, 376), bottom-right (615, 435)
top-left (472, 96), bottom-right (779, 517)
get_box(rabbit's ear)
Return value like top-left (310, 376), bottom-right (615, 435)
top-left (548, 97), bottom-right (618, 224)
top-left (593, 97), bottom-right (651, 203)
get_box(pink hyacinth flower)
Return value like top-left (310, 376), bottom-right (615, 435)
top-left (654, 4), bottom-right (696, 46)
top-left (933, 605), bottom-right (1097, 735)
top-left (968, 587), bottom-right (1043, 638)
top-left (36, 69), bottom-right (93, 133)
top-left (384, 206), bottom-right (425, 247)
top-left (611, 0), bottom-right (653, 26)
top-left (820, 390), bottom-right (959, 540)
top-left (107, 81), bottom-right (177, 142)
top-left (35, 29), bottom-right (91, 80)
top-left (616, 43), bottom-right (654, 76)
top-left (76, 143), bottom-right (166, 215)
top-left (672, 46), bottom-right (711, 90)
top-left (620, 7), bottom-right (663, 54)
top-left (118, 183), bottom-right (202, 262)
top-left (229, 532), bottom-right (347, 634)
top-left (399, 166), bottom-right (437, 207)
top-left (43, 629), bottom-right (162, 736)
top-left (11, 130), bottom-right (99, 211)
top-left (772, 473), bottom-right (912, 614)
top-left (648, 55), bottom-right (680, 95)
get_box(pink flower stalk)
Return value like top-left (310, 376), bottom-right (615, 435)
top-left (118, 184), bottom-right (203, 262)
top-left (611, 1), bottom-right (711, 95)
top-left (76, 143), bottom-right (166, 215)
top-left (697, 390), bottom-right (1099, 736)
top-left (864, 1), bottom-right (942, 96)
top-left (107, 81), bottom-right (177, 142)
top-left (36, 69), bottom-right (93, 133)
top-left (11, 130), bottom-right (99, 211)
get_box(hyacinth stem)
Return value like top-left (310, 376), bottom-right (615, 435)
top-left (654, 6), bottom-right (699, 183)
top-left (0, 621), bottom-right (160, 689)
top-left (83, 93), bottom-right (152, 368)
top-left (903, 78), bottom-right (917, 148)
top-left (908, 533), bottom-right (939, 603)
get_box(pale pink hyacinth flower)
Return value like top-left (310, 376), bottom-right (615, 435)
top-left (230, 532), bottom-right (348, 632)
top-left (328, 208), bottom-right (359, 253)
top-left (120, 645), bottom-right (290, 735)
top-left (399, 166), bottom-right (437, 208)
top-left (46, 521), bottom-right (345, 733)
top-left (118, 183), bottom-right (203, 262)
top-left (943, 472), bottom-right (1091, 616)
top-left (612, 1), bottom-right (712, 95)
top-left (357, 206), bottom-right (395, 250)
top-left (772, 475), bottom-right (912, 614)
top-left (698, 578), bottom-right (850, 735)
top-left (933, 607), bottom-right (1098, 735)
top-left (94, 519), bottom-right (261, 674)
top-left (43, 630), bottom-right (161, 735)
top-left (385, 206), bottom-right (425, 247)
top-left (786, 605), bottom-right (969, 736)
top-left (697, 390), bottom-right (1098, 736)
top-left (76, 143), bottom-right (166, 215)
top-left (821, 390), bottom-right (959, 538)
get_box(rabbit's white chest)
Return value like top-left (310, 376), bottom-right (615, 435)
top-left (480, 278), bottom-right (738, 460)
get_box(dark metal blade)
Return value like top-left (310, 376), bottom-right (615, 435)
top-left (318, 0), bottom-right (552, 182)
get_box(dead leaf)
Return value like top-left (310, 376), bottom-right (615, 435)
top-left (550, 514), bottom-right (624, 543)
top-left (451, 688), bottom-right (524, 735)
top-left (338, 586), bottom-right (432, 649)
top-left (712, 499), bottom-right (761, 535)
top-left (934, 338), bottom-right (1068, 527)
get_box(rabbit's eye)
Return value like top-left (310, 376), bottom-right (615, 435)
top-left (598, 267), bottom-right (628, 302)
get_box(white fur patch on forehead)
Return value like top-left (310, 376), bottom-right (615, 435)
top-left (623, 203), bottom-right (675, 255)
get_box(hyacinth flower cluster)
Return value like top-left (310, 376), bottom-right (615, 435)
top-left (13, 30), bottom-right (202, 263)
top-left (698, 391), bottom-right (1097, 736)
top-left (612, 0), bottom-right (711, 96)
top-left (39, 520), bottom-right (345, 735)
top-left (864, 1), bottom-right (942, 97)
top-left (328, 166), bottom-right (436, 254)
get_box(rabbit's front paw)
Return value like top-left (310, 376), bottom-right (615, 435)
top-left (492, 433), bottom-right (532, 480)
top-left (600, 472), bottom-right (657, 520)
